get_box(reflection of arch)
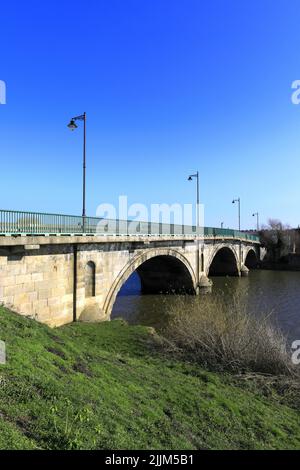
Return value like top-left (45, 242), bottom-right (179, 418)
top-left (85, 261), bottom-right (96, 297)
top-left (208, 246), bottom-right (239, 276)
top-left (104, 249), bottom-right (196, 317)
top-left (244, 248), bottom-right (258, 269)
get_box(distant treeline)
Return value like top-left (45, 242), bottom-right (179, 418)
top-left (259, 219), bottom-right (300, 268)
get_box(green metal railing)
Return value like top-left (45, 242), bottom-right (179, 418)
top-left (0, 209), bottom-right (260, 242)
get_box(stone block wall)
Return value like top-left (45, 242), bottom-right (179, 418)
top-left (0, 237), bottom-right (260, 327)
top-left (0, 246), bottom-right (74, 327)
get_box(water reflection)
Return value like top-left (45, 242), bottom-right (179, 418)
top-left (111, 270), bottom-right (300, 343)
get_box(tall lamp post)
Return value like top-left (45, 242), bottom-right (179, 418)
top-left (252, 212), bottom-right (259, 231)
top-left (67, 112), bottom-right (87, 230)
top-left (232, 197), bottom-right (241, 231)
top-left (188, 171), bottom-right (200, 292)
top-left (188, 171), bottom-right (200, 229)
top-left (232, 197), bottom-right (241, 269)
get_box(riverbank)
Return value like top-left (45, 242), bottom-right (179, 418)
top-left (261, 263), bottom-right (300, 272)
top-left (0, 306), bottom-right (300, 450)
top-left (261, 253), bottom-right (300, 271)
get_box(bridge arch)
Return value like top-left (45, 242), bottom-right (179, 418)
top-left (244, 247), bottom-right (258, 269)
top-left (104, 248), bottom-right (196, 317)
top-left (208, 245), bottom-right (239, 276)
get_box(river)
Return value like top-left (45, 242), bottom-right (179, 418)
top-left (111, 270), bottom-right (300, 345)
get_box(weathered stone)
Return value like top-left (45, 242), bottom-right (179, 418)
top-left (79, 303), bottom-right (106, 323)
top-left (32, 273), bottom-right (44, 282)
top-left (0, 236), bottom-right (260, 327)
top-left (198, 274), bottom-right (213, 293)
top-left (15, 274), bottom-right (32, 284)
top-left (240, 264), bottom-right (249, 277)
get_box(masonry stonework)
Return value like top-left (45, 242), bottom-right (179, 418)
top-left (0, 236), bottom-right (260, 327)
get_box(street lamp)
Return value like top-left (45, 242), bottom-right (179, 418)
top-left (252, 212), bottom-right (259, 231)
top-left (221, 222), bottom-right (224, 229)
top-left (188, 172), bottom-right (199, 228)
top-left (67, 112), bottom-right (87, 229)
top-left (232, 197), bottom-right (241, 231)
top-left (232, 197), bottom-right (241, 270)
top-left (188, 171), bottom-right (200, 292)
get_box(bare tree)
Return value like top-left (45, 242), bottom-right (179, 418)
top-left (259, 219), bottom-right (292, 261)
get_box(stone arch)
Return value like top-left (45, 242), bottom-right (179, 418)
top-left (85, 261), bottom-right (96, 297)
top-left (244, 247), bottom-right (259, 269)
top-left (207, 245), bottom-right (239, 276)
top-left (104, 248), bottom-right (196, 317)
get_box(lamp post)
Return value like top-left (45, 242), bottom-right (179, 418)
top-left (67, 112), bottom-right (87, 230)
top-left (188, 171), bottom-right (200, 292)
top-left (252, 212), bottom-right (259, 231)
top-left (232, 197), bottom-right (241, 270)
top-left (232, 197), bottom-right (241, 231)
top-left (188, 171), bottom-right (199, 227)
top-left (221, 222), bottom-right (224, 229)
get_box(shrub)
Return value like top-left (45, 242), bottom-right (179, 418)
top-left (163, 292), bottom-right (296, 376)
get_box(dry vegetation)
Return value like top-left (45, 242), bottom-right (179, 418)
top-left (163, 292), bottom-right (297, 377)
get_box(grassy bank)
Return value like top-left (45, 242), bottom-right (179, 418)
top-left (0, 305), bottom-right (300, 450)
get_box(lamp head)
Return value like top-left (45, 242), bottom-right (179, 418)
top-left (67, 119), bottom-right (78, 131)
top-left (188, 176), bottom-right (193, 181)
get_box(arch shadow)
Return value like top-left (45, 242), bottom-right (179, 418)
top-left (104, 249), bottom-right (196, 317)
top-left (245, 249), bottom-right (259, 269)
top-left (208, 246), bottom-right (239, 276)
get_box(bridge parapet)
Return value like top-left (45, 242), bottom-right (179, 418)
top-left (0, 209), bottom-right (259, 243)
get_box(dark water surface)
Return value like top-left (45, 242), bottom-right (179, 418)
top-left (111, 270), bottom-right (300, 344)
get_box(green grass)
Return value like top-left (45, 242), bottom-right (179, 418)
top-left (0, 305), bottom-right (300, 450)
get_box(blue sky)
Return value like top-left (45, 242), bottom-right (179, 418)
top-left (0, 0), bottom-right (300, 229)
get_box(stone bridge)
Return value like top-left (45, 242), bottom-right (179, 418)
top-left (0, 232), bottom-right (261, 327)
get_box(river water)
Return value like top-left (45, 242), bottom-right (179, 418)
top-left (111, 270), bottom-right (300, 345)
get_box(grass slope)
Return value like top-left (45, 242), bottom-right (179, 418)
top-left (0, 306), bottom-right (300, 450)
